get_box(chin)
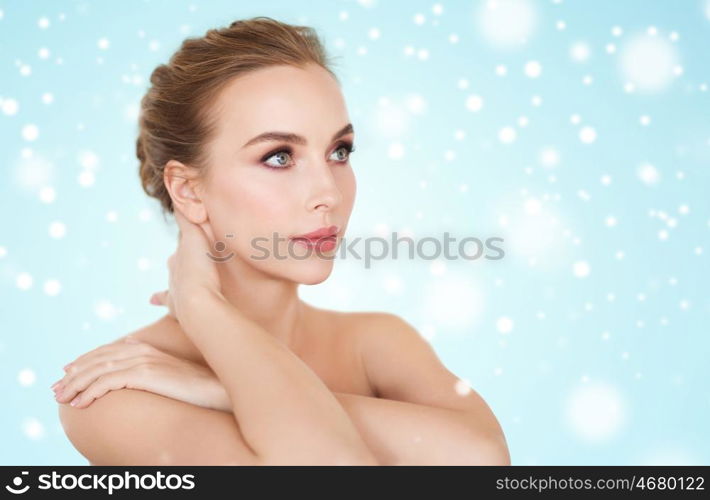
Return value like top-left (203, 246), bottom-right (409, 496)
top-left (290, 261), bottom-right (336, 285)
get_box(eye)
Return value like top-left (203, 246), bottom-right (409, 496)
top-left (261, 148), bottom-right (294, 169)
top-left (260, 141), bottom-right (356, 170)
top-left (330, 141), bottom-right (356, 163)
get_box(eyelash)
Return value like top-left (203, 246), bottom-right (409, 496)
top-left (260, 141), bottom-right (356, 170)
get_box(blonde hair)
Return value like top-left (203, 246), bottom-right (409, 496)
top-left (137, 16), bottom-right (340, 216)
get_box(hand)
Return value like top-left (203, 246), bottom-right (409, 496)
top-left (52, 336), bottom-right (231, 412)
top-left (149, 289), bottom-right (176, 319)
top-left (165, 209), bottom-right (224, 322)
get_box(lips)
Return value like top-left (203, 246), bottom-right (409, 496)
top-left (291, 225), bottom-right (339, 241)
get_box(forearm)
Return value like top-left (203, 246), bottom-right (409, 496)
top-left (180, 290), bottom-right (377, 465)
top-left (333, 392), bottom-right (510, 465)
top-left (209, 384), bottom-right (507, 465)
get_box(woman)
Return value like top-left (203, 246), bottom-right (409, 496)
top-left (53, 16), bottom-right (510, 466)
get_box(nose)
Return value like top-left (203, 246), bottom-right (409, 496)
top-left (305, 161), bottom-right (343, 212)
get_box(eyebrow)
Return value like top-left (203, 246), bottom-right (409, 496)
top-left (241, 123), bottom-right (354, 149)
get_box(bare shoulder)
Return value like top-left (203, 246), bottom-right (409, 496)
top-left (308, 306), bottom-right (410, 345)
top-left (341, 310), bottom-right (459, 402)
top-left (334, 309), bottom-right (419, 346)
top-left (319, 307), bottom-right (405, 329)
top-left (341, 309), bottom-right (508, 455)
top-left (321, 309), bottom-right (422, 370)
top-left (57, 315), bottom-right (243, 465)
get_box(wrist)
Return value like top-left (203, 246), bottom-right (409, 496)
top-left (184, 286), bottom-right (226, 310)
top-left (178, 287), bottom-right (227, 329)
top-left (199, 287), bottom-right (226, 305)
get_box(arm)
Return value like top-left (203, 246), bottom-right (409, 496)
top-left (58, 388), bottom-right (259, 465)
top-left (186, 383), bottom-right (509, 465)
top-left (171, 308), bottom-right (510, 466)
top-left (333, 391), bottom-right (510, 465)
top-left (56, 308), bottom-right (508, 465)
top-left (358, 312), bottom-right (511, 465)
top-left (180, 290), bottom-right (378, 465)
top-left (57, 381), bottom-right (492, 466)
top-left (54, 335), bottom-right (502, 466)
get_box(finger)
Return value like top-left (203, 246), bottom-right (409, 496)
top-left (64, 368), bottom-right (140, 409)
top-left (60, 340), bottom-right (146, 379)
top-left (174, 209), bottom-right (210, 247)
top-left (55, 340), bottom-right (157, 394)
top-left (61, 342), bottom-right (123, 374)
top-left (150, 290), bottom-right (168, 305)
top-left (56, 340), bottom-right (160, 403)
top-left (55, 341), bottom-right (157, 392)
top-left (55, 355), bottom-right (146, 405)
top-left (62, 342), bottom-right (116, 373)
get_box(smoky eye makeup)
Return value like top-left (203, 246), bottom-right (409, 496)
top-left (259, 140), bottom-right (356, 170)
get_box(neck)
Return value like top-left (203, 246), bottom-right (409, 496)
top-left (215, 255), bottom-right (306, 350)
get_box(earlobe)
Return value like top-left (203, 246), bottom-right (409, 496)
top-left (164, 159), bottom-right (207, 225)
top-left (190, 207), bottom-right (208, 226)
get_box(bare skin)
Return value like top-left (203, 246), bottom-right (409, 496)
top-left (57, 305), bottom-right (510, 466)
top-left (115, 304), bottom-right (375, 399)
top-left (54, 62), bottom-right (510, 465)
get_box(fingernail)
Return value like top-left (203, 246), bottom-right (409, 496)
top-left (50, 381), bottom-right (59, 390)
top-left (70, 397), bottom-right (79, 407)
top-left (150, 294), bottom-right (159, 305)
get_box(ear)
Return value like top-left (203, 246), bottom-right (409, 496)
top-left (163, 159), bottom-right (208, 224)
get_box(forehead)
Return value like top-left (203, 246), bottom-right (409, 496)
top-left (209, 63), bottom-right (349, 146)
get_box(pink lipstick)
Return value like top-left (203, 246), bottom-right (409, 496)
top-left (290, 225), bottom-right (339, 252)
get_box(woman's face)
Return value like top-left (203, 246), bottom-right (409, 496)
top-left (197, 62), bottom-right (357, 284)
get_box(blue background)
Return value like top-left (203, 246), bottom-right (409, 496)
top-left (1, 0), bottom-right (709, 465)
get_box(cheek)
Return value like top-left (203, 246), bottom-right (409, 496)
top-left (205, 172), bottom-right (294, 242)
